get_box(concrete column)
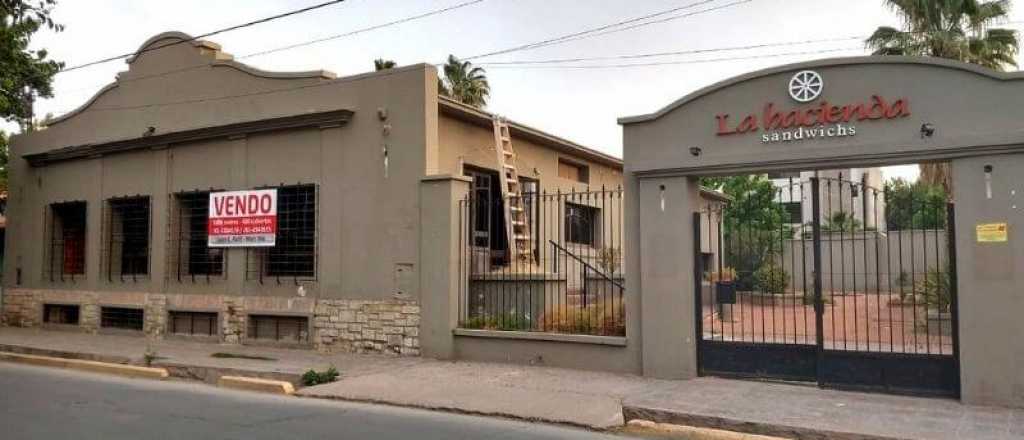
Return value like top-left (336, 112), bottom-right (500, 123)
top-left (417, 174), bottom-right (471, 359)
top-left (226, 135), bottom-right (248, 295)
top-left (636, 175), bottom-right (700, 379)
top-left (952, 154), bottom-right (1024, 408)
top-left (149, 148), bottom-right (170, 292)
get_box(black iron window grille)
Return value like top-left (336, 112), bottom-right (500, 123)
top-left (247, 314), bottom-right (309, 343)
top-left (100, 307), bottom-right (144, 331)
top-left (169, 191), bottom-right (225, 281)
top-left (247, 184), bottom-right (317, 283)
top-left (565, 202), bottom-right (599, 246)
top-left (43, 304), bottom-right (80, 325)
top-left (45, 201), bottom-right (87, 282)
top-left (169, 311), bottom-right (218, 337)
top-left (104, 196), bottom-right (151, 281)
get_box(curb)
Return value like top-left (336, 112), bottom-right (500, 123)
top-left (293, 391), bottom-right (622, 431)
top-left (218, 375), bottom-right (295, 395)
top-left (0, 343), bottom-right (302, 387)
top-left (0, 351), bottom-right (169, 380)
top-left (622, 405), bottom-right (897, 440)
top-left (625, 420), bottom-right (791, 440)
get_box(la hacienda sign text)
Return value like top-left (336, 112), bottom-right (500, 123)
top-left (714, 95), bottom-right (911, 144)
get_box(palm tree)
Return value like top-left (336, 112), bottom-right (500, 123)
top-left (374, 58), bottom-right (397, 71)
top-left (439, 55), bottom-right (490, 107)
top-left (866, 0), bottom-right (1019, 70)
top-left (866, 0), bottom-right (1019, 197)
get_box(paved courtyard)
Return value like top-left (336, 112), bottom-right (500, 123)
top-left (703, 291), bottom-right (953, 354)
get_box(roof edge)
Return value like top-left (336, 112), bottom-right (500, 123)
top-left (618, 55), bottom-right (1024, 125)
top-left (438, 96), bottom-right (623, 170)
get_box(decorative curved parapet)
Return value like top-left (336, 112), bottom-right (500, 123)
top-left (47, 31), bottom-right (336, 126)
top-left (618, 56), bottom-right (1024, 125)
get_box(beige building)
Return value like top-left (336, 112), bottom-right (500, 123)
top-left (0, 31), bottom-right (665, 356)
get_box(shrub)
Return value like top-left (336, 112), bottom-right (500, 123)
top-left (597, 247), bottom-right (622, 274)
top-left (301, 366), bottom-right (340, 386)
top-left (704, 267), bottom-right (737, 282)
top-left (754, 262), bottom-right (789, 294)
top-left (917, 267), bottom-right (952, 312)
top-left (461, 313), bottom-right (533, 331)
top-left (538, 300), bottom-right (624, 337)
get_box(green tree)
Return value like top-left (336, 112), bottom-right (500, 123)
top-left (0, 130), bottom-right (7, 191)
top-left (884, 178), bottom-right (948, 230)
top-left (701, 175), bottom-right (789, 290)
top-left (439, 55), bottom-right (490, 107)
top-left (373, 58), bottom-right (396, 71)
top-left (700, 175), bottom-right (785, 232)
top-left (823, 211), bottom-right (864, 232)
top-left (866, 0), bottom-right (1019, 196)
top-left (866, 0), bottom-right (1019, 69)
top-left (1, 0), bottom-right (64, 127)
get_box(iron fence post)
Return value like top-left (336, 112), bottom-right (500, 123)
top-left (946, 201), bottom-right (961, 397)
top-left (693, 211), bottom-right (704, 376)
top-left (810, 177), bottom-right (825, 388)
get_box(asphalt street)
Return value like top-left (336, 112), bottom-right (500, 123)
top-left (0, 362), bottom-right (638, 440)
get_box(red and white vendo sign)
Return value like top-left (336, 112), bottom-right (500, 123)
top-left (208, 189), bottom-right (277, 247)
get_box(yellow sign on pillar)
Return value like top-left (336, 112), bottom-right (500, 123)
top-left (976, 223), bottom-right (1008, 243)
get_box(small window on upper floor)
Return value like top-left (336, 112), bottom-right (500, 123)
top-left (558, 159), bottom-right (589, 184)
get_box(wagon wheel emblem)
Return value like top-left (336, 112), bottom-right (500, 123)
top-left (788, 70), bottom-right (823, 103)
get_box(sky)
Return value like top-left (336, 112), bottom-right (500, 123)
top-left (10, 0), bottom-right (1024, 181)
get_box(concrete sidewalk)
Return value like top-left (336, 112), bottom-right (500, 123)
top-left (1, 327), bottom-right (1022, 437)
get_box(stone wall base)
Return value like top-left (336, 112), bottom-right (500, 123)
top-left (1, 288), bottom-right (420, 356)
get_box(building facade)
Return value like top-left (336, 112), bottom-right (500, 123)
top-left (0, 32), bottom-right (626, 355)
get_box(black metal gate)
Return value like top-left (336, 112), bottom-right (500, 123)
top-left (694, 176), bottom-right (959, 397)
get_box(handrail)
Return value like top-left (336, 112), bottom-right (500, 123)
top-left (548, 240), bottom-right (624, 290)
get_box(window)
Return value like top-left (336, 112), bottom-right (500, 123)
top-left (169, 311), bottom-right (218, 337)
top-left (172, 192), bottom-right (224, 279)
top-left (558, 159), bottom-right (589, 184)
top-left (47, 201), bottom-right (87, 280)
top-left (565, 202), bottom-right (599, 246)
top-left (100, 307), bottom-right (144, 331)
top-left (247, 315), bottom-right (309, 343)
top-left (783, 202), bottom-right (803, 224)
top-left (43, 304), bottom-right (80, 325)
top-left (249, 184), bottom-right (317, 280)
top-left (106, 196), bottom-right (150, 280)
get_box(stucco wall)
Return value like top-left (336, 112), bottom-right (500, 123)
top-left (3, 32), bottom-right (438, 304)
top-left (437, 113), bottom-right (623, 192)
top-left (953, 154), bottom-right (1024, 408)
top-left (621, 56), bottom-right (1024, 403)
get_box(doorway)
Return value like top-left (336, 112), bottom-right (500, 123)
top-left (695, 174), bottom-right (959, 397)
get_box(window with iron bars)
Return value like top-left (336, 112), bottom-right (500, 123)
top-left (45, 201), bottom-right (87, 281)
top-left (247, 314), bottom-right (309, 343)
top-left (247, 184), bottom-right (317, 282)
top-left (565, 202), bottom-right (599, 246)
top-left (100, 307), bottom-right (144, 331)
top-left (169, 311), bottom-right (218, 337)
top-left (104, 196), bottom-right (151, 281)
top-left (170, 191), bottom-right (225, 280)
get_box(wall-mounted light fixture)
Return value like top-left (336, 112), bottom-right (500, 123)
top-left (659, 184), bottom-right (666, 212)
top-left (984, 164), bottom-right (993, 199)
top-left (920, 123), bottom-right (935, 139)
top-left (689, 146), bottom-right (703, 157)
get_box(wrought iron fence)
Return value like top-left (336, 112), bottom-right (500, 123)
top-left (457, 187), bottom-right (625, 337)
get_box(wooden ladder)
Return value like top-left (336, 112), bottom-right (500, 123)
top-left (492, 116), bottom-right (532, 266)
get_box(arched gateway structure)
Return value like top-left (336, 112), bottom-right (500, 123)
top-left (620, 56), bottom-right (1024, 408)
